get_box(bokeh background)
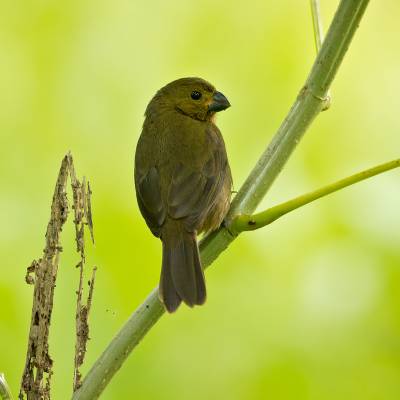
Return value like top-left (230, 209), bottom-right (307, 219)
top-left (1, 1), bottom-right (400, 399)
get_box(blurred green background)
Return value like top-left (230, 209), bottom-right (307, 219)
top-left (1, 1), bottom-right (400, 399)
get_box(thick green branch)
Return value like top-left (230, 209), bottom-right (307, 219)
top-left (232, 159), bottom-right (400, 233)
top-left (72, 1), bottom-right (370, 399)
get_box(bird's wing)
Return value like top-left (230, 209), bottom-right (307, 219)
top-left (135, 166), bottom-right (166, 237)
top-left (167, 131), bottom-right (229, 232)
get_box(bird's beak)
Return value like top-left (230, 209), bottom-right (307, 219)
top-left (208, 91), bottom-right (231, 112)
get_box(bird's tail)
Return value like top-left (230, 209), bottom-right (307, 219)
top-left (160, 222), bottom-right (206, 313)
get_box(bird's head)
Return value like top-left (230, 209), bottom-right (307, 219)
top-left (146, 77), bottom-right (230, 122)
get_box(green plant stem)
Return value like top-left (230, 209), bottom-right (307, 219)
top-left (72, 1), bottom-right (370, 399)
top-left (310, 0), bottom-right (324, 52)
top-left (0, 373), bottom-right (13, 400)
top-left (232, 159), bottom-right (400, 233)
top-left (310, 0), bottom-right (331, 109)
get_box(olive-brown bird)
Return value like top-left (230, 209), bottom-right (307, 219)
top-left (134, 77), bottom-right (232, 313)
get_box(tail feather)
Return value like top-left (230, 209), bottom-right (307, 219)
top-left (160, 242), bottom-right (182, 313)
top-left (160, 225), bottom-right (206, 313)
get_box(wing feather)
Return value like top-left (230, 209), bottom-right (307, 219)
top-left (167, 128), bottom-right (229, 231)
top-left (135, 166), bottom-right (166, 236)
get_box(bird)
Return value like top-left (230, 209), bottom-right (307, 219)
top-left (134, 77), bottom-right (232, 312)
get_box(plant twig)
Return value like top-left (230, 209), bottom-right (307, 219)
top-left (310, 0), bottom-right (331, 109)
top-left (310, 0), bottom-right (324, 52)
top-left (73, 266), bottom-right (97, 392)
top-left (232, 158), bottom-right (400, 232)
top-left (20, 156), bottom-right (70, 400)
top-left (20, 154), bottom-right (96, 400)
top-left (0, 373), bottom-right (13, 400)
top-left (70, 166), bottom-right (96, 392)
top-left (72, 1), bottom-right (370, 399)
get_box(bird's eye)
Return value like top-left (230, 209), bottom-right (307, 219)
top-left (191, 91), bottom-right (202, 100)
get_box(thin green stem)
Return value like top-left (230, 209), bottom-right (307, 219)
top-left (233, 159), bottom-right (400, 232)
top-left (310, 0), bottom-right (324, 52)
top-left (72, 1), bottom-right (370, 399)
top-left (310, 0), bottom-right (332, 110)
top-left (0, 373), bottom-right (13, 400)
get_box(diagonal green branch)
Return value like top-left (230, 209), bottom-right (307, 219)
top-left (72, 1), bottom-right (370, 399)
top-left (232, 158), bottom-right (400, 233)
